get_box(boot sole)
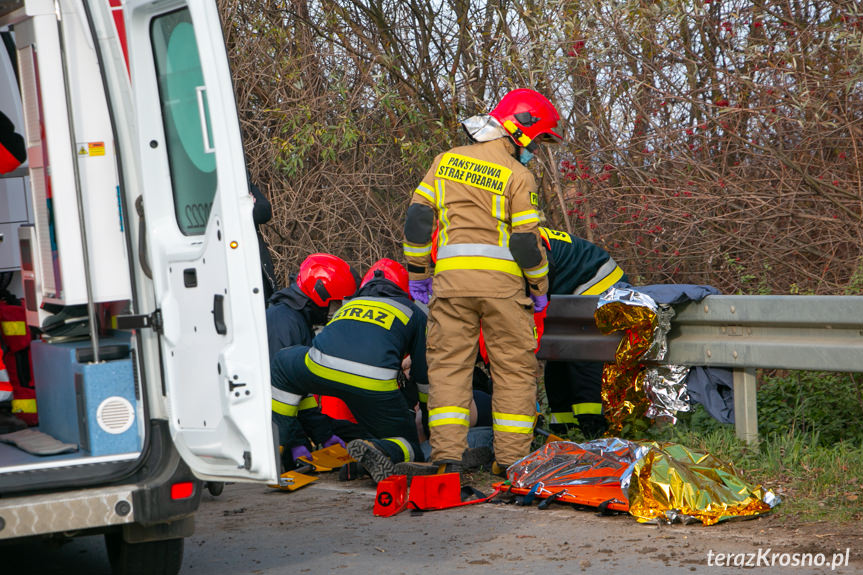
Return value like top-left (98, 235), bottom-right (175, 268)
top-left (347, 441), bottom-right (395, 483)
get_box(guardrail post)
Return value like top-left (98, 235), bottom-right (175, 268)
top-left (733, 368), bottom-right (758, 444)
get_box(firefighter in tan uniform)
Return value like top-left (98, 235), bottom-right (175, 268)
top-left (401, 89), bottom-right (562, 474)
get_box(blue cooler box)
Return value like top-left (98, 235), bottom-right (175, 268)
top-left (32, 336), bottom-right (140, 456)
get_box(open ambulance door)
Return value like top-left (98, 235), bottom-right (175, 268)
top-left (123, 0), bottom-right (276, 483)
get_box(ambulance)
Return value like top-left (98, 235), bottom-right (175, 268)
top-left (0, 1), bottom-right (277, 573)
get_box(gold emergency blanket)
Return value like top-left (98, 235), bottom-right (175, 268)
top-left (594, 288), bottom-right (690, 433)
top-left (594, 289), bottom-right (658, 435)
top-left (627, 442), bottom-right (780, 525)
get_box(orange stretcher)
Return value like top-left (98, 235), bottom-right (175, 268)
top-left (492, 481), bottom-right (629, 512)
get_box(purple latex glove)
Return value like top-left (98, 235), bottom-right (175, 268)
top-left (323, 434), bottom-right (346, 449)
top-left (530, 294), bottom-right (549, 313)
top-left (409, 278), bottom-right (433, 304)
top-left (290, 445), bottom-right (312, 462)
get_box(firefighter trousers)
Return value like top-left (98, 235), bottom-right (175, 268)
top-left (427, 295), bottom-right (538, 466)
top-left (544, 360), bottom-right (605, 432)
top-left (271, 345), bottom-right (422, 465)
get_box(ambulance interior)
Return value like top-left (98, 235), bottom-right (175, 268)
top-left (0, 4), bottom-right (146, 487)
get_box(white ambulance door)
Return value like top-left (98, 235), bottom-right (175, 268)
top-left (123, 0), bottom-right (276, 482)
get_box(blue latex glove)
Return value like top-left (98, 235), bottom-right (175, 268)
top-left (530, 294), bottom-right (549, 313)
top-left (291, 445), bottom-right (312, 463)
top-left (409, 278), bottom-right (433, 304)
top-left (323, 435), bottom-right (346, 449)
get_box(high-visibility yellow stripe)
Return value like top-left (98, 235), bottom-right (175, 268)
top-left (580, 266), bottom-right (625, 296)
top-left (11, 398), bottom-right (37, 413)
top-left (1, 321), bottom-right (26, 337)
top-left (305, 353), bottom-right (399, 392)
top-left (524, 264), bottom-right (549, 279)
top-left (383, 437), bottom-right (411, 462)
top-left (436, 179), bottom-right (450, 245)
top-left (572, 402), bottom-right (603, 416)
top-left (429, 417), bottom-right (470, 427)
top-left (549, 411), bottom-right (577, 424)
top-left (434, 256), bottom-right (522, 276)
top-left (403, 242), bottom-right (432, 257)
top-left (418, 392), bottom-right (428, 403)
top-left (429, 406), bottom-right (470, 416)
top-left (511, 210), bottom-right (540, 227)
top-left (415, 182), bottom-right (435, 203)
top-left (272, 399), bottom-right (299, 417)
top-left (492, 411), bottom-right (535, 434)
top-left (428, 406), bottom-right (470, 427)
top-left (493, 423), bottom-right (534, 434)
top-left (299, 396), bottom-right (319, 410)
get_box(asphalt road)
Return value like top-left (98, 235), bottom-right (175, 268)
top-left (6, 475), bottom-right (863, 574)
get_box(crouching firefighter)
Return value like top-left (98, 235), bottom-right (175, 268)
top-left (267, 253), bottom-right (358, 469)
top-left (539, 227), bottom-right (628, 439)
top-left (270, 258), bottom-right (427, 483)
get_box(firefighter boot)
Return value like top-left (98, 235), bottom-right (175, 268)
top-left (393, 459), bottom-right (462, 478)
top-left (346, 440), bottom-right (396, 483)
top-left (0, 403), bottom-right (26, 434)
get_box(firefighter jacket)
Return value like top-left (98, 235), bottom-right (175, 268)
top-left (265, 284), bottom-right (327, 358)
top-left (403, 138), bottom-right (549, 298)
top-left (265, 284), bottom-right (333, 445)
top-left (540, 227), bottom-right (628, 295)
top-left (308, 279), bottom-right (428, 403)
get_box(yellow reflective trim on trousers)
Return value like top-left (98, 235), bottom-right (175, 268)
top-left (428, 406), bottom-right (470, 427)
top-left (299, 396), bottom-right (319, 410)
top-left (1, 321), bottom-right (26, 336)
top-left (403, 242), bottom-right (432, 257)
top-left (572, 402), bottom-right (603, 415)
top-left (429, 417), bottom-right (470, 427)
top-left (580, 266), bottom-right (625, 296)
top-left (418, 392), bottom-right (428, 403)
top-left (549, 411), bottom-right (577, 424)
top-left (383, 438), bottom-right (411, 462)
top-left (305, 353), bottom-right (399, 392)
top-left (434, 256), bottom-right (522, 276)
top-left (272, 399), bottom-right (298, 417)
top-left (415, 183), bottom-right (435, 203)
top-left (523, 264), bottom-right (549, 279)
top-left (493, 424), bottom-right (534, 434)
top-left (492, 411), bottom-right (535, 434)
top-left (11, 398), bottom-right (37, 413)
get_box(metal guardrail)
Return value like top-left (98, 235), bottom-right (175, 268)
top-left (537, 295), bottom-right (863, 444)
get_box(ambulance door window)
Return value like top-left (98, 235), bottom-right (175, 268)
top-left (150, 8), bottom-right (216, 236)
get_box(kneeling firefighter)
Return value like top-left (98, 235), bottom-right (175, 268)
top-left (267, 253), bottom-right (358, 468)
top-left (269, 258), bottom-right (428, 483)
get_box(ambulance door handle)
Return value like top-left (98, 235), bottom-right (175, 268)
top-left (212, 294), bottom-right (227, 335)
top-left (135, 196), bottom-right (152, 279)
top-left (195, 86), bottom-right (215, 154)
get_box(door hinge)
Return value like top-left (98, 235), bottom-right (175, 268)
top-left (113, 309), bottom-right (163, 334)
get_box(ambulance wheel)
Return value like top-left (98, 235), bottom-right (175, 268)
top-left (206, 481), bottom-right (225, 496)
top-left (105, 532), bottom-right (184, 575)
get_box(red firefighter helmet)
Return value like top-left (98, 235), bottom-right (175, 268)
top-left (490, 89), bottom-right (562, 151)
top-left (362, 258), bottom-right (410, 293)
top-left (296, 253), bottom-right (357, 307)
